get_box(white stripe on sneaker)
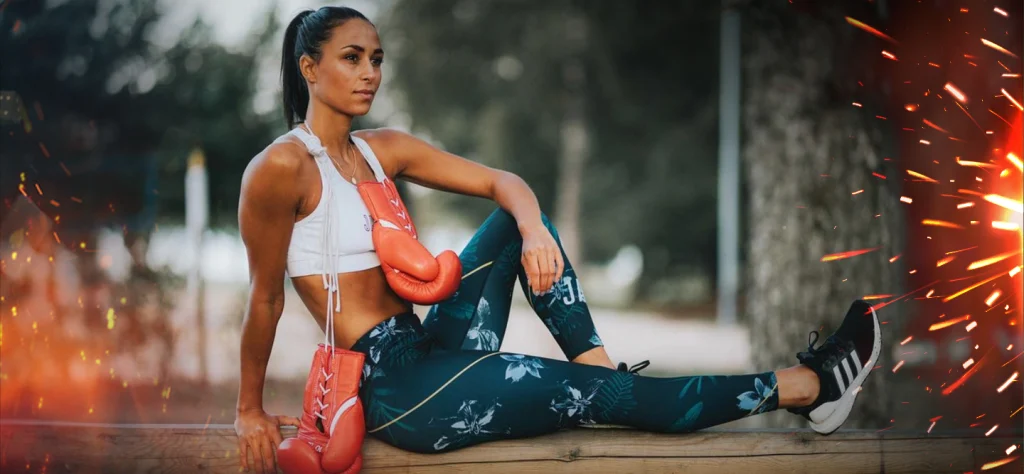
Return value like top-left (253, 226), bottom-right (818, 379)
top-left (833, 365), bottom-right (846, 393)
top-left (849, 349), bottom-right (861, 377)
top-left (841, 358), bottom-right (855, 390)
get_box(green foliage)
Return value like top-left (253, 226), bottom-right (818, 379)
top-left (1, 0), bottom-right (283, 230)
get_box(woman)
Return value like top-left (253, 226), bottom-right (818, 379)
top-left (234, 6), bottom-right (881, 473)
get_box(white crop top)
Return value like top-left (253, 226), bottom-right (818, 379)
top-left (285, 125), bottom-right (387, 279)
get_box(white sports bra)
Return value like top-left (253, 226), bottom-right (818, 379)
top-left (284, 125), bottom-right (386, 279)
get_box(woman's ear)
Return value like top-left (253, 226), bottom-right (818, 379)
top-left (299, 54), bottom-right (318, 85)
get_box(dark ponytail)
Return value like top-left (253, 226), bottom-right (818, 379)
top-left (281, 6), bottom-right (372, 128)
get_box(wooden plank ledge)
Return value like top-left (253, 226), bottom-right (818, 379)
top-left (0, 419), bottom-right (1017, 473)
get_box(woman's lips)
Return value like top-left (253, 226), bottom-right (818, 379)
top-left (354, 90), bottom-right (375, 99)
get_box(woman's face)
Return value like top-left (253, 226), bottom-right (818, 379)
top-left (302, 19), bottom-right (383, 117)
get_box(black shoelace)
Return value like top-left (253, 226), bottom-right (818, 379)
top-left (618, 360), bottom-right (650, 374)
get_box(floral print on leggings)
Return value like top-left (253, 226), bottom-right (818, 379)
top-left (351, 209), bottom-right (779, 454)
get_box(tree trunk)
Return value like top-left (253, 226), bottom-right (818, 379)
top-left (742, 3), bottom-right (904, 429)
top-left (553, 10), bottom-right (589, 265)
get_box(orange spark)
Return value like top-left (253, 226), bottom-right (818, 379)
top-left (998, 372), bottom-right (1018, 393)
top-left (922, 219), bottom-right (964, 229)
top-left (964, 358), bottom-right (976, 369)
top-left (852, 102), bottom-right (862, 107)
top-left (1003, 88), bottom-right (1024, 111)
top-left (984, 194), bottom-right (1023, 213)
top-left (943, 82), bottom-right (967, 103)
top-left (900, 336), bottom-right (913, 345)
top-left (907, 170), bottom-right (939, 182)
top-left (881, 50), bottom-right (897, 60)
top-left (983, 456), bottom-right (1021, 470)
top-left (923, 119), bottom-right (948, 133)
top-left (957, 202), bottom-right (975, 209)
top-left (900, 196), bottom-right (914, 204)
top-left (862, 294), bottom-right (893, 300)
top-left (1011, 266), bottom-right (1021, 277)
top-left (821, 247), bottom-right (881, 262)
top-left (889, 254), bottom-right (901, 262)
top-left (844, 17), bottom-right (898, 43)
top-left (852, 189), bottom-right (864, 195)
top-left (944, 273), bottom-right (1003, 302)
top-left (919, 139), bottom-right (931, 145)
top-left (965, 321), bottom-right (978, 332)
top-left (993, 221), bottom-right (1020, 231)
top-left (1007, 153), bottom-right (1022, 171)
top-left (892, 360), bottom-right (905, 373)
top-left (936, 256), bottom-right (956, 267)
top-left (929, 314), bottom-right (971, 331)
top-left (905, 104), bottom-right (918, 112)
top-left (981, 39), bottom-right (1019, 58)
top-left (993, 7), bottom-right (1008, 17)
top-left (956, 157), bottom-right (997, 168)
top-left (986, 425), bottom-right (1000, 437)
top-left (968, 250), bottom-right (1022, 270)
top-left (942, 354), bottom-right (984, 395)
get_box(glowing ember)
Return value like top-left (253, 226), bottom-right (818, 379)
top-left (968, 250), bottom-right (1022, 270)
top-left (862, 294), bottom-right (893, 300)
top-left (900, 196), bottom-right (914, 204)
top-left (993, 7), bottom-right (1008, 17)
top-left (919, 139), bottom-right (931, 145)
top-left (900, 336), bottom-right (913, 345)
top-left (944, 273), bottom-right (1004, 302)
top-left (997, 372), bottom-right (1018, 393)
top-left (1010, 266), bottom-right (1021, 277)
top-left (1007, 445), bottom-right (1018, 455)
top-left (929, 314), bottom-right (971, 331)
top-left (982, 456), bottom-right (1020, 470)
top-left (941, 356), bottom-right (983, 395)
top-left (957, 202), bottom-right (975, 209)
top-left (980, 39), bottom-right (1019, 58)
top-left (844, 17), bottom-right (898, 43)
top-left (943, 82), bottom-right (967, 103)
top-left (1002, 88), bottom-right (1024, 111)
top-left (985, 425), bottom-right (999, 437)
top-left (1008, 152), bottom-right (1023, 171)
top-left (956, 158), bottom-right (997, 168)
top-left (992, 221), bottom-right (1020, 231)
top-left (889, 254), bottom-right (901, 262)
top-left (964, 358), bottom-right (975, 369)
top-left (983, 194), bottom-right (1023, 213)
top-left (985, 290), bottom-right (1002, 307)
top-left (820, 247), bottom-right (880, 262)
top-left (936, 256), bottom-right (956, 267)
top-left (881, 50), bottom-right (897, 60)
top-left (922, 219), bottom-right (964, 229)
top-left (907, 170), bottom-right (939, 182)
top-left (905, 104), bottom-right (918, 112)
top-left (923, 119), bottom-right (949, 133)
top-left (892, 360), bottom-right (905, 373)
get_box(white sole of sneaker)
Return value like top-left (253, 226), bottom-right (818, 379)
top-left (809, 304), bottom-right (882, 435)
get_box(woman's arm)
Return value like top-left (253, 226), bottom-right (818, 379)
top-left (363, 129), bottom-right (563, 294)
top-left (234, 143), bottom-right (304, 473)
top-left (364, 129), bottom-right (545, 233)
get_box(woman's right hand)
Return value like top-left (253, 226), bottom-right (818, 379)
top-left (234, 408), bottom-right (301, 473)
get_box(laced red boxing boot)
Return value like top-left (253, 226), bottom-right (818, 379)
top-left (278, 345), bottom-right (365, 474)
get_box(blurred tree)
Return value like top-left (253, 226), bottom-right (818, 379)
top-left (382, 0), bottom-right (723, 306)
top-left (742, 1), bottom-right (903, 429)
top-left (1, 0), bottom-right (281, 387)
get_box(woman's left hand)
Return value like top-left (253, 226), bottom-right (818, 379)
top-left (520, 223), bottom-right (564, 296)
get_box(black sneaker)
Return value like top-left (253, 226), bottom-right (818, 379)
top-left (787, 300), bottom-right (881, 434)
top-left (617, 360), bottom-right (650, 374)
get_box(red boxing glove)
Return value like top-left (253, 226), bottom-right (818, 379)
top-left (357, 179), bottom-right (461, 305)
top-left (278, 345), bottom-right (366, 474)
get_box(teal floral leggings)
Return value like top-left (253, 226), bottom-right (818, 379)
top-left (352, 209), bottom-right (779, 453)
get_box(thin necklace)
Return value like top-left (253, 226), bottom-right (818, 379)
top-left (305, 124), bottom-right (358, 184)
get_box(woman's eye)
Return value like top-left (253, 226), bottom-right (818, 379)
top-left (371, 57), bottom-right (383, 66)
top-left (345, 54), bottom-right (359, 62)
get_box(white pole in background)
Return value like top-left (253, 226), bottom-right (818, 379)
top-left (717, 5), bottom-right (742, 326)
top-left (185, 148), bottom-right (209, 384)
